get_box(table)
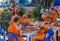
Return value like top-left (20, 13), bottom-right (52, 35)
top-left (21, 26), bottom-right (60, 41)
top-left (22, 30), bottom-right (38, 41)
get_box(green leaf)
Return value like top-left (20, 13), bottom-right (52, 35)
top-left (1, 11), bottom-right (11, 30)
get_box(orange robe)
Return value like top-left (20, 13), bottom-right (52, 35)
top-left (58, 23), bottom-right (60, 27)
top-left (50, 10), bottom-right (58, 22)
top-left (8, 19), bottom-right (27, 41)
top-left (22, 15), bottom-right (28, 23)
top-left (32, 25), bottom-right (48, 41)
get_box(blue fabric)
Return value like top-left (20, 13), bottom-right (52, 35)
top-left (36, 29), bottom-right (53, 41)
top-left (36, 37), bottom-right (51, 41)
top-left (46, 29), bottom-right (53, 39)
top-left (0, 28), bottom-right (5, 41)
top-left (0, 28), bottom-right (4, 31)
top-left (36, 38), bottom-right (51, 41)
top-left (22, 22), bottom-right (27, 28)
top-left (8, 32), bottom-right (19, 41)
top-left (0, 39), bottom-right (4, 41)
top-left (29, 36), bottom-right (32, 41)
top-left (54, 0), bottom-right (60, 6)
top-left (22, 35), bottom-right (27, 37)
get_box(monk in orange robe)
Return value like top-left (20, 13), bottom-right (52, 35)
top-left (8, 15), bottom-right (27, 41)
top-left (32, 19), bottom-right (48, 41)
top-left (50, 8), bottom-right (58, 23)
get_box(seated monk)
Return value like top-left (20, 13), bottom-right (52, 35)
top-left (8, 15), bottom-right (27, 41)
top-left (32, 19), bottom-right (48, 41)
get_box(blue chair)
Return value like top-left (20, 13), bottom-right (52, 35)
top-left (8, 32), bottom-right (19, 41)
top-left (57, 18), bottom-right (60, 23)
top-left (36, 28), bottom-right (53, 41)
top-left (0, 28), bottom-right (5, 41)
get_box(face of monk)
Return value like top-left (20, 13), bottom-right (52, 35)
top-left (42, 12), bottom-right (49, 19)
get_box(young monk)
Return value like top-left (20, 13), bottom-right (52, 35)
top-left (8, 15), bottom-right (27, 41)
top-left (50, 8), bottom-right (58, 23)
top-left (32, 19), bottom-right (48, 41)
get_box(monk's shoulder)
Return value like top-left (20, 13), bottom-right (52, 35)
top-left (43, 24), bottom-right (48, 29)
